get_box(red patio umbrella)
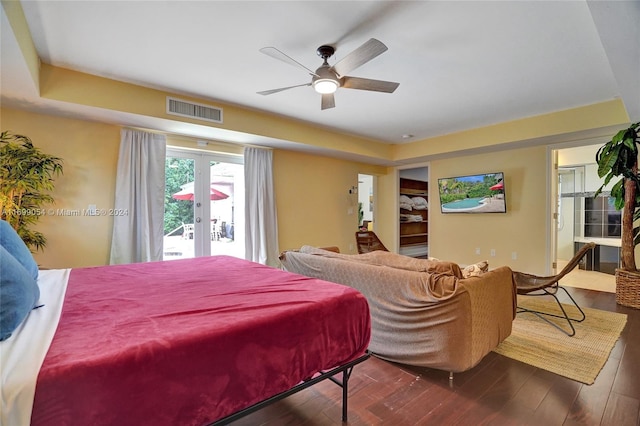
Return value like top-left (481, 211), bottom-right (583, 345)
top-left (490, 182), bottom-right (504, 191)
top-left (172, 182), bottom-right (229, 201)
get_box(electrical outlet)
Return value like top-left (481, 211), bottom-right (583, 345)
top-left (512, 251), bottom-right (517, 260)
top-left (349, 243), bottom-right (354, 252)
top-left (475, 247), bottom-right (481, 255)
top-left (347, 207), bottom-right (353, 215)
top-left (490, 249), bottom-right (496, 257)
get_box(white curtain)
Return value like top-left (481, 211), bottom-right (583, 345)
top-left (110, 129), bottom-right (166, 264)
top-left (244, 147), bottom-right (279, 266)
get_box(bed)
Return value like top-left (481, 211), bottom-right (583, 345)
top-left (1, 255), bottom-right (371, 426)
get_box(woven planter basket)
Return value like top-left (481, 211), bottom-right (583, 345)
top-left (615, 269), bottom-right (640, 309)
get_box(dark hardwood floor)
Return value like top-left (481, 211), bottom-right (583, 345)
top-left (232, 288), bottom-right (640, 425)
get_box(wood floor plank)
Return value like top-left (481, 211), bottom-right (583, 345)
top-left (492, 365), bottom-right (560, 424)
top-left (601, 392), bottom-right (640, 426)
top-left (412, 355), bottom-right (507, 424)
top-left (365, 373), bottom-right (433, 420)
top-left (376, 385), bottom-right (450, 425)
top-left (613, 340), bottom-right (640, 400)
top-left (459, 358), bottom-right (537, 424)
top-left (564, 354), bottom-right (619, 425)
top-left (527, 375), bottom-right (582, 425)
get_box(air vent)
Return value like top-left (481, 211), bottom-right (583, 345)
top-left (166, 97), bottom-right (223, 123)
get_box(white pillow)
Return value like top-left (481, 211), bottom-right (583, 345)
top-left (399, 195), bottom-right (414, 211)
top-left (411, 196), bottom-right (428, 210)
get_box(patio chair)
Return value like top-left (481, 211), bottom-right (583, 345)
top-left (211, 220), bottom-right (221, 241)
top-left (355, 231), bottom-right (389, 254)
top-left (512, 242), bottom-right (595, 336)
top-left (182, 222), bottom-right (194, 240)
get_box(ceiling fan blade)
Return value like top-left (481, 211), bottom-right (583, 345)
top-left (321, 93), bottom-right (335, 110)
top-left (259, 47), bottom-right (318, 76)
top-left (257, 83), bottom-right (311, 96)
top-left (331, 38), bottom-right (388, 77)
top-left (341, 76), bottom-right (399, 93)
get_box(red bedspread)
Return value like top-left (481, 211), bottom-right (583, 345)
top-left (31, 256), bottom-right (370, 425)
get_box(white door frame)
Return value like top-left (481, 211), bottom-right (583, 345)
top-left (167, 148), bottom-right (243, 257)
top-left (546, 127), bottom-right (619, 275)
top-left (548, 148), bottom-right (559, 275)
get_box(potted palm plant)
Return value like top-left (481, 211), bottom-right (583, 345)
top-left (0, 131), bottom-right (63, 251)
top-left (595, 121), bottom-right (640, 309)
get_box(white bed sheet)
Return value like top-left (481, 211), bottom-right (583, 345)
top-left (0, 269), bottom-right (70, 426)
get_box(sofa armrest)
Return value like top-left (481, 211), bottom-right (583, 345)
top-left (460, 266), bottom-right (516, 364)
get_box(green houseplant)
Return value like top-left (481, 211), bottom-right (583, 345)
top-left (0, 131), bottom-right (63, 251)
top-left (595, 121), bottom-right (640, 308)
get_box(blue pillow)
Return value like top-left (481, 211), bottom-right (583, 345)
top-left (0, 245), bottom-right (40, 341)
top-left (0, 220), bottom-right (38, 280)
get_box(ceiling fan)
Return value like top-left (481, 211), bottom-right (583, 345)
top-left (257, 38), bottom-right (399, 110)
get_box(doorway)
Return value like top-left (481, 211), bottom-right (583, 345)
top-left (163, 149), bottom-right (244, 260)
top-left (358, 174), bottom-right (374, 230)
top-left (554, 145), bottom-right (616, 292)
top-left (399, 166), bottom-right (429, 258)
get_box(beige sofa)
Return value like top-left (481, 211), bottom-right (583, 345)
top-left (280, 246), bottom-right (516, 373)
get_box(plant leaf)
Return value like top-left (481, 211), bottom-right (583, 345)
top-left (597, 144), bottom-right (621, 177)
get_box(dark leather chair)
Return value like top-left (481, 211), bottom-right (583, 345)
top-left (355, 231), bottom-right (389, 254)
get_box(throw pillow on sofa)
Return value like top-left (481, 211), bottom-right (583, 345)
top-left (462, 261), bottom-right (489, 278)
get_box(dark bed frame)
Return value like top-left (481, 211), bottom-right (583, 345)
top-left (210, 351), bottom-right (371, 425)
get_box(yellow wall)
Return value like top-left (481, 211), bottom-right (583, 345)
top-left (382, 100), bottom-right (629, 275)
top-left (273, 149), bottom-right (386, 253)
top-left (1, 102), bottom-right (628, 275)
top-left (39, 64), bottom-right (393, 163)
top-left (0, 108), bottom-right (250, 268)
top-left (1, 0), bottom-right (39, 91)
top-left (0, 105), bottom-right (613, 274)
top-left (375, 167), bottom-right (398, 251)
top-left (429, 145), bottom-right (548, 273)
top-left (2, 107), bottom-right (120, 268)
top-left (1, 107), bottom-right (389, 267)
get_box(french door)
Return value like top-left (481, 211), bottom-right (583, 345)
top-left (163, 149), bottom-right (244, 260)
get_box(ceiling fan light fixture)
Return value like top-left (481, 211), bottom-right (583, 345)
top-left (313, 79), bottom-right (339, 94)
top-left (259, 39), bottom-right (398, 109)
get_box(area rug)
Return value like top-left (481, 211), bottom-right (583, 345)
top-left (493, 296), bottom-right (627, 385)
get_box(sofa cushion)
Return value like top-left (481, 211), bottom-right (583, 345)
top-left (298, 246), bottom-right (463, 278)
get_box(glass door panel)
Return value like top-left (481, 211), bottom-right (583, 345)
top-left (209, 161), bottom-right (244, 258)
top-left (164, 148), bottom-right (245, 260)
top-left (163, 154), bottom-right (196, 260)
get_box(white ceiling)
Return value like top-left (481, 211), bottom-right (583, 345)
top-left (1, 1), bottom-right (637, 150)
